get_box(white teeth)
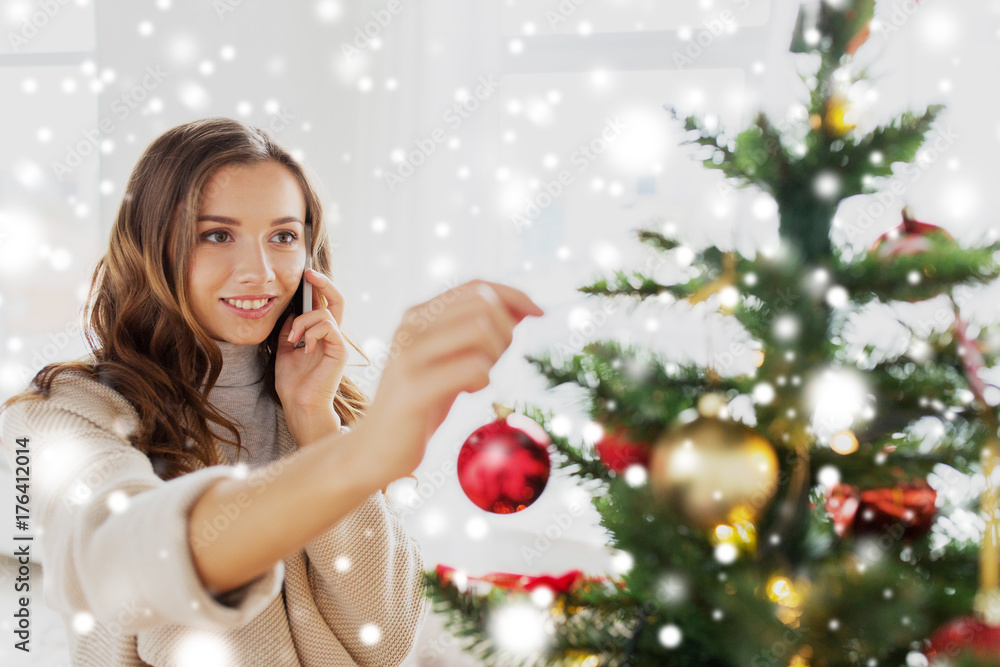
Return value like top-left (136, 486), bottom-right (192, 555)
top-left (225, 298), bottom-right (269, 310)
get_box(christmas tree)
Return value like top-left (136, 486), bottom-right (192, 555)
top-left (424, 1), bottom-right (1000, 664)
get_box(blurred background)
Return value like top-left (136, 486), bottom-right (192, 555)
top-left (0, 0), bottom-right (996, 664)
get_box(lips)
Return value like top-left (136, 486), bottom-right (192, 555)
top-left (219, 297), bottom-right (277, 320)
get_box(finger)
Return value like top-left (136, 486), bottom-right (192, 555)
top-left (302, 319), bottom-right (343, 355)
top-left (287, 308), bottom-right (336, 344)
top-left (472, 280), bottom-right (544, 320)
top-left (411, 315), bottom-right (508, 368)
top-left (395, 350), bottom-right (492, 437)
top-left (467, 285), bottom-right (518, 347)
top-left (277, 312), bottom-right (296, 350)
top-left (436, 288), bottom-right (519, 352)
top-left (305, 269), bottom-right (345, 326)
top-left (421, 350), bottom-right (494, 411)
top-left (405, 284), bottom-right (519, 349)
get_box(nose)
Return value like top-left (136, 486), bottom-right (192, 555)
top-left (234, 240), bottom-right (276, 285)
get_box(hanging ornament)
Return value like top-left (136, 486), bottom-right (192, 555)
top-left (954, 310), bottom-right (992, 402)
top-left (813, 92), bottom-right (855, 137)
top-left (871, 206), bottom-right (955, 258)
top-left (926, 438), bottom-right (1000, 662)
top-left (434, 564), bottom-right (621, 595)
top-left (841, 0), bottom-right (880, 56)
top-left (926, 617), bottom-right (1000, 663)
top-left (457, 403), bottom-right (551, 514)
top-left (689, 252), bottom-right (738, 306)
top-left (844, 22), bottom-right (871, 56)
top-left (825, 481), bottom-right (937, 541)
top-left (594, 425), bottom-right (650, 474)
top-left (648, 394), bottom-right (779, 528)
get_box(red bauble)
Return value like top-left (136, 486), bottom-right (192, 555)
top-left (435, 564), bottom-right (624, 596)
top-left (594, 426), bottom-right (649, 474)
top-left (955, 316), bottom-right (991, 400)
top-left (825, 481), bottom-right (937, 541)
top-left (457, 407), bottom-right (551, 514)
top-left (871, 207), bottom-right (954, 258)
top-left (926, 616), bottom-right (1000, 663)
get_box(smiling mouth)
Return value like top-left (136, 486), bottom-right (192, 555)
top-left (220, 297), bottom-right (276, 311)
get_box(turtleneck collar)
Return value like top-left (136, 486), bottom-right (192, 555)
top-left (208, 339), bottom-right (266, 388)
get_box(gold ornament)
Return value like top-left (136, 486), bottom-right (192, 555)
top-left (649, 416), bottom-right (780, 528)
top-left (975, 437), bottom-right (1000, 624)
top-left (697, 392), bottom-right (728, 419)
top-left (765, 574), bottom-right (808, 629)
top-left (823, 94), bottom-right (855, 136)
top-left (689, 252), bottom-right (738, 306)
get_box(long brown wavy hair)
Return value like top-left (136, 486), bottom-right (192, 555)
top-left (0, 117), bottom-right (374, 481)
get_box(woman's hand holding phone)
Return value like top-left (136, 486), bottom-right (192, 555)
top-left (355, 279), bottom-right (545, 483)
top-left (275, 268), bottom-right (349, 445)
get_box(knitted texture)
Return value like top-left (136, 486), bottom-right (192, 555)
top-left (0, 340), bottom-right (429, 666)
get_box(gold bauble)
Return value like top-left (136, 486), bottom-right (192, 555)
top-left (649, 416), bottom-right (780, 528)
top-left (823, 94), bottom-right (855, 136)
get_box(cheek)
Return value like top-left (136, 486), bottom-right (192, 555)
top-left (187, 255), bottom-right (222, 302)
top-left (278, 261), bottom-right (305, 287)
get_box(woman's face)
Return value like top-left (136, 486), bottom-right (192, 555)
top-left (188, 160), bottom-right (307, 344)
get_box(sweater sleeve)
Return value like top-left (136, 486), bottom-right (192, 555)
top-left (302, 486), bottom-right (429, 666)
top-left (0, 376), bottom-right (284, 634)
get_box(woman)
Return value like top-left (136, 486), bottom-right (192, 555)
top-left (0, 117), bottom-right (544, 666)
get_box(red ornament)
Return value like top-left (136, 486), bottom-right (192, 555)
top-left (825, 481), bottom-right (937, 541)
top-left (594, 426), bottom-right (649, 474)
top-left (871, 207), bottom-right (954, 258)
top-left (434, 564), bottom-right (623, 595)
top-left (955, 315), bottom-right (992, 402)
top-left (926, 616), bottom-right (1000, 663)
top-left (457, 404), bottom-right (551, 514)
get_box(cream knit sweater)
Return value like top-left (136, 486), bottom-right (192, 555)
top-left (0, 340), bottom-right (429, 666)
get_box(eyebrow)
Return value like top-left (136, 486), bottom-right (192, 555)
top-left (197, 215), bottom-right (304, 227)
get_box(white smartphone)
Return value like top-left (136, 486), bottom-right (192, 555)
top-left (293, 222), bottom-right (312, 348)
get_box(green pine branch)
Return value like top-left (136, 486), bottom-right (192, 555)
top-left (790, 0), bottom-right (875, 66)
top-left (666, 107), bottom-right (788, 196)
top-left (635, 228), bottom-right (680, 253)
top-left (844, 105), bottom-right (945, 186)
top-left (835, 242), bottom-right (1000, 304)
top-left (525, 340), bottom-right (753, 443)
top-left (576, 268), bottom-right (681, 300)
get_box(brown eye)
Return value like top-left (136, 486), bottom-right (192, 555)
top-left (203, 231), bottom-right (230, 243)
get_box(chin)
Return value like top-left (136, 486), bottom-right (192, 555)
top-left (227, 330), bottom-right (272, 346)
